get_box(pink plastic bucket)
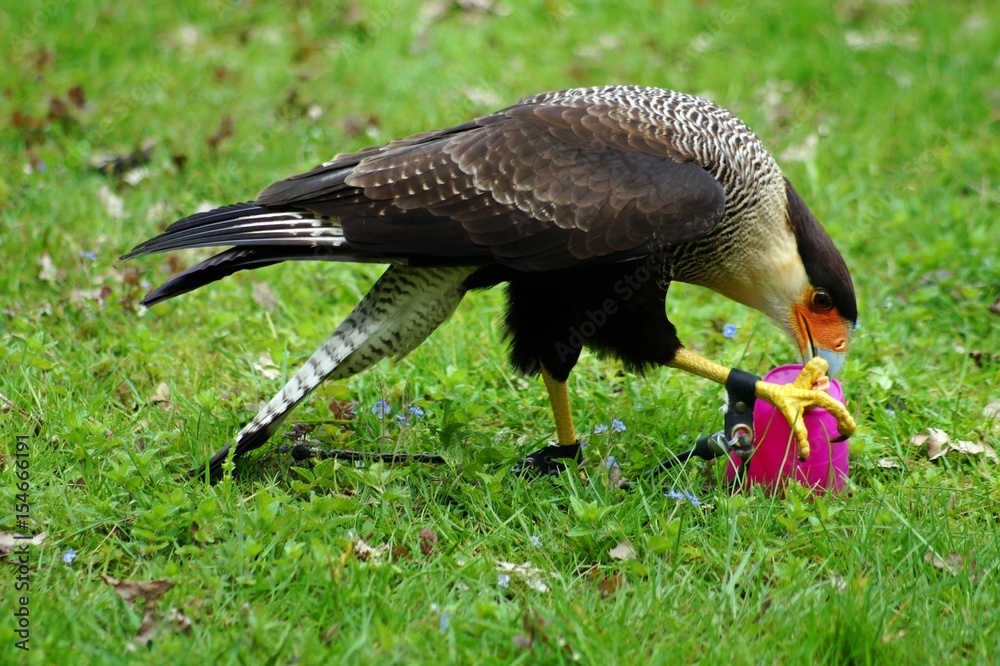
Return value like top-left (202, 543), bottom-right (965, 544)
top-left (726, 365), bottom-right (849, 494)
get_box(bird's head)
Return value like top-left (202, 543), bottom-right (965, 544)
top-left (715, 177), bottom-right (857, 378)
top-left (774, 179), bottom-right (857, 378)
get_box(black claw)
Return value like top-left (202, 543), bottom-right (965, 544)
top-left (512, 442), bottom-right (583, 477)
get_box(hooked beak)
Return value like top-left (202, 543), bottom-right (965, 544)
top-left (804, 344), bottom-right (847, 379)
top-left (793, 301), bottom-right (852, 379)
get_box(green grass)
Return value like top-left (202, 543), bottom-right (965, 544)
top-left (2, 0), bottom-right (999, 663)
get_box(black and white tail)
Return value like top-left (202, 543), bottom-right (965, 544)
top-left (193, 264), bottom-right (475, 478)
top-left (122, 202), bottom-right (383, 306)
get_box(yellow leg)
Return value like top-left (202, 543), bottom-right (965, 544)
top-left (670, 348), bottom-right (856, 460)
top-left (541, 365), bottom-right (577, 445)
top-left (669, 348), bottom-right (732, 385)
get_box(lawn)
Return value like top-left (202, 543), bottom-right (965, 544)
top-left (1, 0), bottom-right (998, 663)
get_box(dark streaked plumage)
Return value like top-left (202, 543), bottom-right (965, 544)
top-left (123, 85), bottom-right (857, 475)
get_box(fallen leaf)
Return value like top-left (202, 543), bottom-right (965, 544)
top-left (328, 398), bottom-right (358, 420)
top-left (609, 538), bottom-right (636, 561)
top-left (38, 253), bottom-right (59, 283)
top-left (47, 96), bottom-right (72, 122)
top-left (70, 286), bottom-right (113, 306)
top-left (876, 458), bottom-right (903, 469)
top-left (150, 382), bottom-right (171, 406)
top-left (207, 115), bottom-right (235, 151)
top-left (353, 537), bottom-right (390, 562)
top-left (949, 440), bottom-right (984, 455)
top-left (133, 606), bottom-right (191, 649)
top-left (924, 551), bottom-right (963, 575)
top-left (984, 402), bottom-right (1000, 421)
top-left (0, 532), bottom-right (47, 556)
top-left (68, 85), bottom-right (87, 109)
top-left (164, 607), bottom-right (192, 633)
top-left (101, 574), bottom-right (174, 605)
top-left (914, 428), bottom-right (950, 460)
top-left (251, 281), bottom-right (278, 313)
top-left (597, 573), bottom-right (622, 598)
top-left (253, 353), bottom-right (281, 381)
top-left (495, 561), bottom-right (557, 593)
top-left (882, 629), bottom-right (908, 643)
top-left (419, 527), bottom-right (438, 555)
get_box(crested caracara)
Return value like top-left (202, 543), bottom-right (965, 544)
top-left (123, 85), bottom-right (857, 477)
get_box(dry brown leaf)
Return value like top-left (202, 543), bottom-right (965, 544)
top-left (609, 538), bottom-right (636, 561)
top-left (251, 282), bottom-right (278, 313)
top-left (207, 115), bottom-right (235, 150)
top-left (598, 573), bottom-right (623, 598)
top-left (68, 85), bottom-right (87, 109)
top-left (0, 532), bottom-right (47, 556)
top-left (353, 537), bottom-right (390, 562)
top-left (925, 428), bottom-right (949, 459)
top-left (150, 382), bottom-right (171, 406)
top-left (253, 353), bottom-right (281, 381)
top-left (164, 607), bottom-right (192, 633)
top-left (132, 608), bottom-right (159, 649)
top-left (419, 527), bottom-right (438, 555)
top-left (949, 440), bottom-right (984, 455)
top-left (132, 606), bottom-right (191, 649)
top-left (924, 551), bottom-right (963, 575)
top-left (101, 574), bottom-right (174, 605)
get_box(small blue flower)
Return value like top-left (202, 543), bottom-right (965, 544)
top-left (498, 573), bottom-right (510, 588)
top-left (664, 490), bottom-right (702, 506)
top-left (610, 419), bottom-right (626, 433)
top-left (594, 424), bottom-right (609, 434)
top-left (530, 534), bottom-right (542, 548)
top-left (408, 406), bottom-right (425, 419)
top-left (140, 279), bottom-right (151, 289)
top-left (80, 250), bottom-right (97, 262)
top-left (605, 455), bottom-right (619, 469)
top-left (63, 548), bottom-right (77, 565)
top-left (372, 400), bottom-right (391, 418)
top-left (722, 324), bottom-right (737, 338)
top-left (439, 611), bottom-right (450, 633)
top-left (396, 413), bottom-right (410, 426)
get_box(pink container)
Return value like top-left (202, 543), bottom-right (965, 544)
top-left (726, 365), bottom-right (849, 494)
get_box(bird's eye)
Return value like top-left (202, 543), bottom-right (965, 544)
top-left (812, 289), bottom-right (834, 311)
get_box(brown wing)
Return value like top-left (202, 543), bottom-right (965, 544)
top-left (257, 99), bottom-right (726, 271)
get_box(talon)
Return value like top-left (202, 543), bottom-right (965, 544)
top-left (513, 442), bottom-right (583, 477)
top-left (755, 360), bottom-right (855, 460)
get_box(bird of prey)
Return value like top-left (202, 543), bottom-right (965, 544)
top-left (123, 85), bottom-right (857, 478)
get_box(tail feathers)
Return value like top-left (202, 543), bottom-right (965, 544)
top-left (193, 264), bottom-right (476, 479)
top-left (121, 202), bottom-right (347, 260)
top-left (141, 247), bottom-right (284, 307)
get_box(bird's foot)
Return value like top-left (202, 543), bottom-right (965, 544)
top-left (754, 357), bottom-right (856, 460)
top-left (512, 442), bottom-right (583, 476)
